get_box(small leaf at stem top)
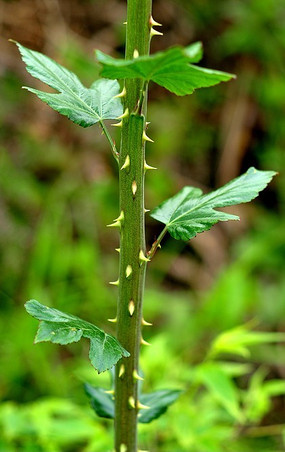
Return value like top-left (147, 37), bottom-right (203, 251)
top-left (151, 167), bottom-right (277, 241)
top-left (96, 44), bottom-right (235, 96)
top-left (25, 300), bottom-right (129, 373)
top-left (13, 41), bottom-right (123, 127)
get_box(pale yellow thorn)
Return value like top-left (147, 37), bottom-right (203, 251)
top-left (126, 265), bottom-right (133, 278)
top-left (144, 208), bottom-right (150, 213)
top-left (144, 161), bottom-right (157, 171)
top-left (128, 300), bottom-right (135, 316)
top-left (128, 396), bottom-right (136, 409)
top-left (142, 318), bottom-right (153, 326)
top-left (105, 389), bottom-right (115, 394)
top-left (141, 336), bottom-right (151, 346)
top-left (115, 248), bottom-right (120, 253)
top-left (117, 108), bottom-right (129, 120)
top-left (133, 369), bottom-right (144, 381)
top-left (121, 155), bottom-right (130, 171)
top-left (133, 49), bottom-right (139, 59)
top-left (142, 131), bottom-right (154, 143)
top-left (132, 180), bottom-right (137, 196)
top-left (150, 27), bottom-right (163, 38)
top-left (150, 15), bottom-right (162, 27)
top-left (111, 120), bottom-right (123, 127)
top-left (146, 121), bottom-right (151, 126)
top-left (107, 220), bottom-right (121, 228)
top-left (108, 317), bottom-right (117, 323)
top-left (138, 450), bottom-right (150, 452)
top-left (114, 210), bottom-right (125, 223)
top-left (120, 445), bottom-right (127, 452)
top-left (139, 249), bottom-right (150, 263)
top-left (114, 86), bottom-right (126, 98)
top-left (119, 364), bottom-right (125, 378)
top-left (109, 279), bottom-right (119, 286)
top-left (137, 401), bottom-right (150, 410)
top-left (123, 21), bottom-right (127, 25)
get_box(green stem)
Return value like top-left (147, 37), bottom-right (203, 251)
top-left (99, 120), bottom-right (119, 163)
top-left (114, 1), bottom-right (152, 451)
top-left (147, 226), bottom-right (168, 260)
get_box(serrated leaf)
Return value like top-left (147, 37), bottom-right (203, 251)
top-left (139, 389), bottom-right (182, 423)
top-left (96, 45), bottom-right (234, 96)
top-left (151, 167), bottom-right (276, 241)
top-left (25, 300), bottom-right (129, 373)
top-left (196, 362), bottom-right (242, 422)
top-left (14, 41), bottom-right (123, 127)
top-left (84, 384), bottom-right (114, 419)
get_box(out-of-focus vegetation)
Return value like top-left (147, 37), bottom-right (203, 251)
top-left (0, 0), bottom-right (285, 450)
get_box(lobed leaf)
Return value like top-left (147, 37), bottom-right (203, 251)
top-left (14, 42), bottom-right (123, 127)
top-left (151, 167), bottom-right (276, 241)
top-left (96, 44), bottom-right (234, 96)
top-left (25, 300), bottom-right (129, 373)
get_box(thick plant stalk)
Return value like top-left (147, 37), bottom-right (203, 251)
top-left (114, 0), bottom-right (152, 450)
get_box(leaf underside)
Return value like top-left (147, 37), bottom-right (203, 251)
top-left (151, 167), bottom-right (276, 241)
top-left (85, 383), bottom-right (181, 424)
top-left (25, 300), bottom-right (129, 373)
top-left (14, 42), bottom-right (123, 127)
top-left (96, 44), bottom-right (235, 96)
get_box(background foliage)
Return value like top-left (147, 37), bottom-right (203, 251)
top-left (0, 0), bottom-right (285, 450)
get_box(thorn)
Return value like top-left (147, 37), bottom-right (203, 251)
top-left (144, 161), bottom-right (157, 171)
top-left (141, 336), bottom-right (151, 346)
top-left (107, 220), bottom-right (121, 228)
top-left (137, 401), bottom-right (150, 410)
top-left (142, 131), bottom-right (154, 143)
top-left (128, 396), bottom-right (136, 409)
top-left (150, 16), bottom-right (162, 27)
top-left (150, 27), bottom-right (163, 38)
top-left (142, 318), bottom-right (153, 326)
top-left (114, 86), bottom-right (126, 98)
top-left (108, 317), bottom-right (117, 323)
top-left (109, 279), bottom-right (119, 286)
top-left (126, 265), bottom-right (132, 279)
top-left (139, 250), bottom-right (150, 264)
top-left (123, 21), bottom-right (127, 25)
top-left (111, 120), bottom-right (123, 127)
top-left (133, 369), bottom-right (144, 381)
top-left (128, 300), bottom-right (135, 316)
top-left (115, 248), bottom-right (120, 253)
top-left (146, 121), bottom-right (151, 126)
top-left (133, 49), bottom-right (139, 59)
top-left (144, 208), bottom-right (150, 213)
top-left (120, 445), bottom-right (127, 452)
top-left (157, 244), bottom-right (161, 249)
top-left (105, 389), bottom-right (115, 394)
top-left (119, 364), bottom-right (125, 378)
top-left (138, 450), bottom-right (150, 452)
top-left (132, 180), bottom-right (137, 196)
top-left (115, 211), bottom-right (124, 222)
top-left (121, 155), bottom-right (130, 171)
top-left (117, 108), bottom-right (129, 120)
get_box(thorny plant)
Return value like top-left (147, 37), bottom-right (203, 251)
top-left (13, 0), bottom-right (276, 451)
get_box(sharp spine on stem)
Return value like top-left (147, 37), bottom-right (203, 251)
top-left (121, 155), bottom-right (130, 171)
top-left (139, 250), bottom-right (150, 264)
top-left (111, 120), bottom-right (123, 127)
top-left (108, 317), bottom-right (117, 323)
top-left (150, 27), bottom-right (163, 38)
top-left (114, 86), bottom-right (126, 98)
top-left (119, 364), bottom-right (125, 378)
top-left (109, 279), bottom-right (119, 286)
top-left (117, 108), bottom-right (129, 120)
top-left (141, 336), bottom-right (151, 346)
top-left (133, 369), bottom-right (144, 381)
top-left (128, 300), bottom-right (135, 316)
top-left (128, 396), bottom-right (136, 409)
top-left (142, 131), bottom-right (154, 143)
top-left (126, 265), bottom-right (133, 279)
top-left (133, 49), bottom-right (139, 58)
top-left (132, 181), bottom-right (137, 196)
top-left (142, 318), bottom-right (153, 326)
top-left (150, 16), bottom-right (162, 27)
top-left (144, 161), bottom-right (157, 171)
top-left (137, 401), bottom-right (150, 410)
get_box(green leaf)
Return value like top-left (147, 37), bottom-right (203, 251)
top-left (96, 45), bottom-right (235, 96)
top-left (139, 389), bottom-right (182, 424)
top-left (210, 323), bottom-right (285, 359)
top-left (14, 41), bottom-right (123, 127)
top-left (84, 383), bottom-right (114, 419)
top-left (151, 167), bottom-right (276, 241)
top-left (25, 300), bottom-right (129, 373)
top-left (196, 362), bottom-right (242, 422)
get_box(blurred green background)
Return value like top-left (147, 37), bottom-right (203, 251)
top-left (0, 0), bottom-right (285, 450)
